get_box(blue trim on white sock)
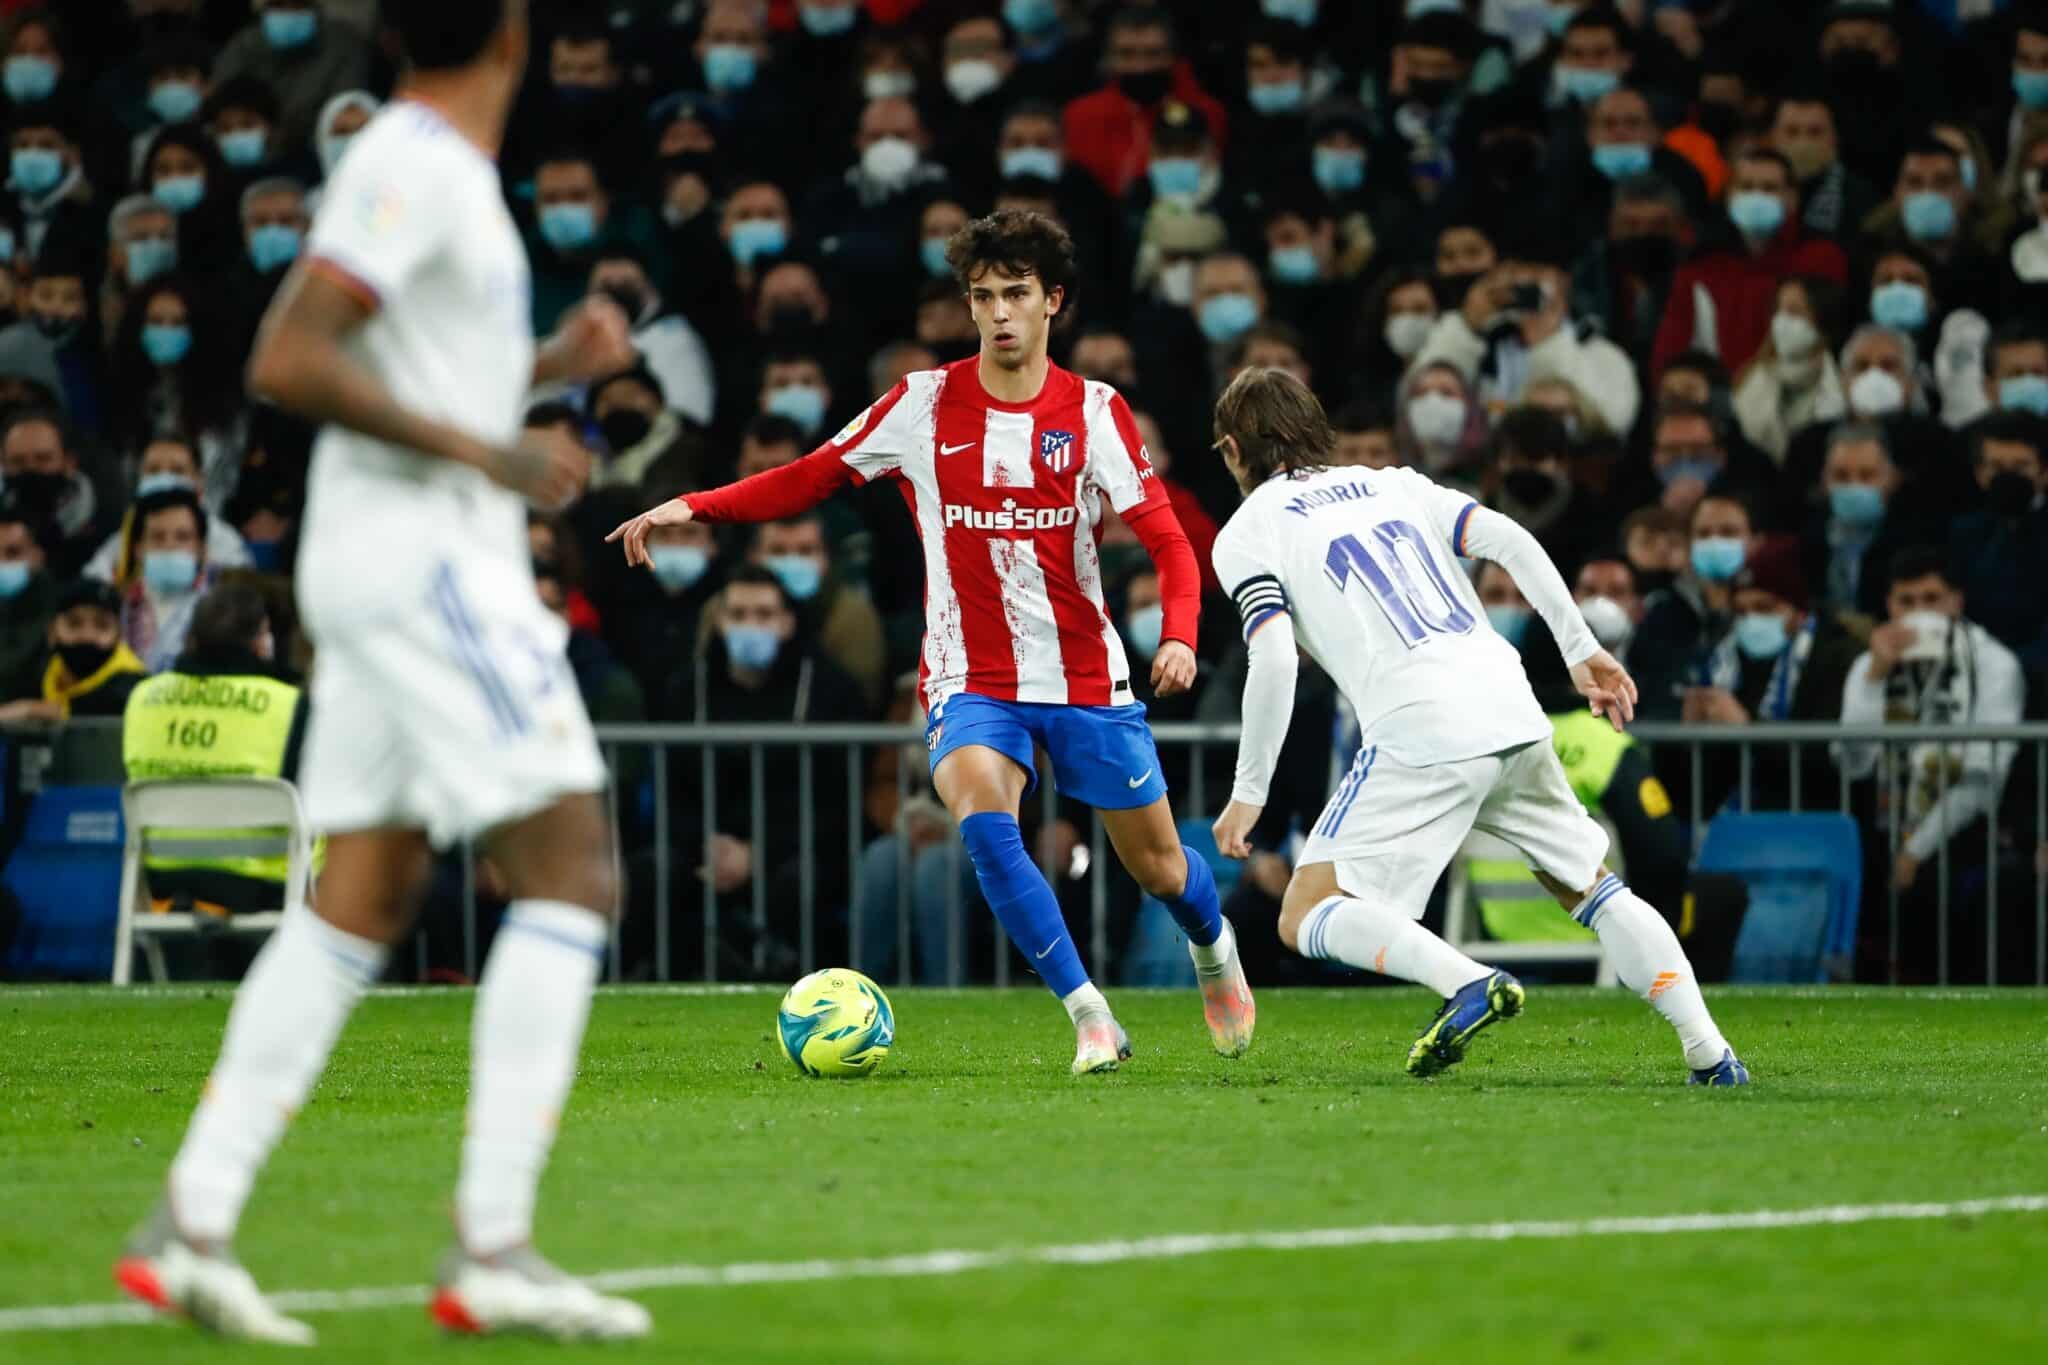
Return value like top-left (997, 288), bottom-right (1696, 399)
top-left (1298, 895), bottom-right (1344, 960)
top-left (502, 907), bottom-right (608, 963)
top-left (1575, 874), bottom-right (1626, 929)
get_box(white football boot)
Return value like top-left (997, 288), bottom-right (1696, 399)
top-left (114, 1202), bottom-right (316, 1346)
top-left (1071, 1013), bottom-right (1134, 1075)
top-left (430, 1245), bottom-right (652, 1341)
top-left (1191, 917), bottom-right (1256, 1057)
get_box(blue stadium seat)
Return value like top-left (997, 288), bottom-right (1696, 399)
top-left (1119, 818), bottom-right (1241, 987)
top-left (1696, 812), bottom-right (1862, 983)
top-left (3, 785), bottom-right (126, 980)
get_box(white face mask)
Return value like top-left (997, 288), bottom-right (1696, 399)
top-left (861, 135), bottom-right (920, 186)
top-left (1848, 365), bottom-right (1906, 417)
top-left (1407, 390), bottom-right (1465, 445)
top-left (1158, 259), bottom-right (1196, 307)
top-left (1383, 311), bottom-right (1434, 359)
top-left (863, 69), bottom-right (915, 101)
top-left (1771, 312), bottom-right (1819, 360)
top-left (1578, 594), bottom-right (1634, 651)
top-left (1900, 608), bottom-right (1954, 662)
top-left (943, 59), bottom-right (1004, 104)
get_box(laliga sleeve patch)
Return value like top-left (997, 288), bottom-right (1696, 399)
top-left (832, 404), bottom-right (873, 446)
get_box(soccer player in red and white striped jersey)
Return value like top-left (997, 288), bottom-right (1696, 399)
top-left (612, 209), bottom-right (1254, 1073)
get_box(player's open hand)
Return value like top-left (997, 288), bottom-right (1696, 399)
top-left (1212, 800), bottom-right (1263, 860)
top-left (1570, 649), bottom-right (1638, 731)
top-left (606, 497), bottom-right (694, 568)
top-left (489, 426), bottom-right (589, 511)
top-left (1151, 639), bottom-right (1197, 697)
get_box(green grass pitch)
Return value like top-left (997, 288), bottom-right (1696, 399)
top-left (4, 985), bottom-right (2046, 1363)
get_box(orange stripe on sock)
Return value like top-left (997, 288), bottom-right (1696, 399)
top-left (1648, 971), bottom-right (1680, 1000)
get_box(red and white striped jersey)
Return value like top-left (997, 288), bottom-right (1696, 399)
top-left (687, 358), bottom-right (1191, 711)
top-left (835, 358), bottom-right (1175, 709)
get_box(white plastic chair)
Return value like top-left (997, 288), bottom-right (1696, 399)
top-left (112, 778), bottom-right (311, 985)
top-left (1443, 829), bottom-right (1617, 986)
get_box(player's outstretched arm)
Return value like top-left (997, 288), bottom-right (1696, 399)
top-left (248, 264), bottom-right (587, 508)
top-left (605, 449), bottom-right (856, 568)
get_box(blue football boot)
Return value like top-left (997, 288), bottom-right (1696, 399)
top-left (1686, 1050), bottom-right (1751, 1086)
top-left (1406, 970), bottom-right (1524, 1077)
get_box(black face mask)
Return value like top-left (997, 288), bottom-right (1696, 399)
top-left (1478, 134), bottom-right (1542, 185)
top-left (1986, 471), bottom-right (2038, 518)
top-left (1503, 468), bottom-right (1562, 505)
top-left (1824, 49), bottom-right (1888, 91)
top-left (1408, 77), bottom-right (1457, 109)
top-left (603, 284), bottom-right (648, 325)
top-left (1695, 101), bottom-right (1741, 144)
top-left (1610, 235), bottom-right (1677, 278)
top-left (600, 409), bottom-right (654, 452)
top-left (5, 470), bottom-right (66, 512)
top-left (1117, 69), bottom-right (1172, 106)
top-left (763, 304), bottom-right (821, 340)
top-left (1433, 269), bottom-right (1481, 311)
top-left (32, 313), bottom-right (79, 346)
top-left (1634, 568), bottom-right (1676, 598)
top-left (57, 642), bottom-right (112, 680)
top-left (661, 151), bottom-right (721, 194)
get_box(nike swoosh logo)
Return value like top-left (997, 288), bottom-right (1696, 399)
top-left (1035, 937), bottom-right (1062, 959)
top-left (1127, 770), bottom-right (1153, 789)
top-left (939, 441), bottom-right (976, 455)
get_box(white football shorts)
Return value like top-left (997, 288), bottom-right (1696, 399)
top-left (1296, 738), bottom-right (1608, 918)
top-left (297, 556), bottom-right (606, 849)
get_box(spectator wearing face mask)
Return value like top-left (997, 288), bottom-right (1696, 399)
top-left (1303, 99), bottom-right (1425, 277)
top-left (1732, 274), bottom-right (1848, 465)
top-left (140, 122), bottom-right (245, 278)
top-left (1, 9), bottom-right (72, 117)
top-left (110, 276), bottom-right (248, 510)
top-left (1860, 137), bottom-right (2006, 320)
top-left (606, 481), bottom-right (724, 705)
top-left (96, 195), bottom-right (173, 353)
top-left (2, 239), bottom-right (101, 433)
top-left (84, 433), bottom-right (251, 584)
top-left (0, 576), bottom-right (144, 725)
top-left (526, 147), bottom-right (659, 341)
top-left (1, 404), bottom-right (103, 576)
top-left (120, 487), bottom-right (215, 672)
top-left (309, 88), bottom-right (376, 192)
top-left (1117, 100), bottom-right (1227, 289)
top-left (804, 96), bottom-right (948, 352)
top-left (1395, 359), bottom-right (1489, 488)
top-left (1349, 267), bottom-right (1433, 410)
top-left (1651, 148), bottom-right (1847, 379)
top-left (740, 511), bottom-right (884, 712)
top-left (1482, 404), bottom-right (1605, 574)
top-left (1678, 537), bottom-right (1861, 817)
top-left (989, 100), bottom-right (1116, 301)
top-left (1948, 413), bottom-right (2048, 669)
top-left (1062, 7), bottom-right (1228, 199)
top-left (660, 565), bottom-right (866, 973)
top-left (1225, 20), bottom-right (1317, 200)
top-left (7, 91), bottom-right (95, 260)
top-left (928, 13), bottom-right (1018, 195)
top-left (210, 1), bottom-right (375, 156)
top-left (1256, 194), bottom-right (1359, 392)
top-left (1837, 547), bottom-right (2027, 974)
top-left (1631, 489), bottom-right (1760, 721)
top-left (0, 488), bottom-right (56, 698)
top-left (1800, 421), bottom-right (1933, 619)
top-left (1571, 172), bottom-right (1688, 375)
top-left (587, 249), bottom-right (715, 428)
top-left (1409, 238), bottom-right (1641, 438)
top-left (203, 76), bottom-right (285, 186)
top-left (1573, 555), bottom-right (1644, 664)
top-left (1779, 324), bottom-right (1973, 531)
top-left (1570, 85), bottom-right (1708, 246)
top-left (229, 175), bottom-right (307, 350)
top-left (1980, 323), bottom-right (2048, 423)
top-left (583, 364), bottom-right (708, 498)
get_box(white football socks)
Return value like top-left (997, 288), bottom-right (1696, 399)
top-left (1295, 895), bottom-right (1489, 998)
top-left (1188, 917), bottom-right (1236, 975)
top-left (168, 906), bottom-right (386, 1246)
top-left (1574, 875), bottom-right (1730, 1070)
top-left (455, 900), bottom-right (607, 1257)
top-left (1060, 980), bottom-right (1111, 1025)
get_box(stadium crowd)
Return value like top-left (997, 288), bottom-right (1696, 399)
top-left (2, 0), bottom-right (2046, 984)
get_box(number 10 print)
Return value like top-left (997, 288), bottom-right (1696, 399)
top-left (1324, 522), bottom-right (1475, 648)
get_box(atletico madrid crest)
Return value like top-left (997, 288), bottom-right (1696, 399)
top-left (1040, 429), bottom-right (1074, 473)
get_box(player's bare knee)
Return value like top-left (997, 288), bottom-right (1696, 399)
top-left (1133, 843), bottom-right (1188, 899)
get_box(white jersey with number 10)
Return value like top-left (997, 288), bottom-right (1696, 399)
top-left (1209, 463), bottom-right (1554, 768)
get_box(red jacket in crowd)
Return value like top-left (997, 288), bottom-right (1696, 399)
top-left (1062, 63), bottom-right (1230, 198)
top-left (1651, 222), bottom-right (1848, 378)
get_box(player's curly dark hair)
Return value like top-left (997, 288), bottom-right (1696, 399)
top-left (943, 208), bottom-right (1077, 305)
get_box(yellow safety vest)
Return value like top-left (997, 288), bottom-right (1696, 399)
top-left (1470, 713), bottom-right (1639, 943)
top-left (121, 671), bottom-right (310, 886)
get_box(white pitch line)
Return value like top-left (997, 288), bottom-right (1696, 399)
top-left (4, 1194), bottom-right (2043, 1335)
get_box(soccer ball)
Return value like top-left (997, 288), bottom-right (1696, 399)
top-left (776, 968), bottom-right (895, 1078)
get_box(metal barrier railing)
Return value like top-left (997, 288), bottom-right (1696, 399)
top-left (21, 717), bottom-right (2048, 987)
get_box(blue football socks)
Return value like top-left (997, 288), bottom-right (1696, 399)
top-left (959, 812), bottom-right (1088, 997)
top-left (1161, 845), bottom-right (1223, 947)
